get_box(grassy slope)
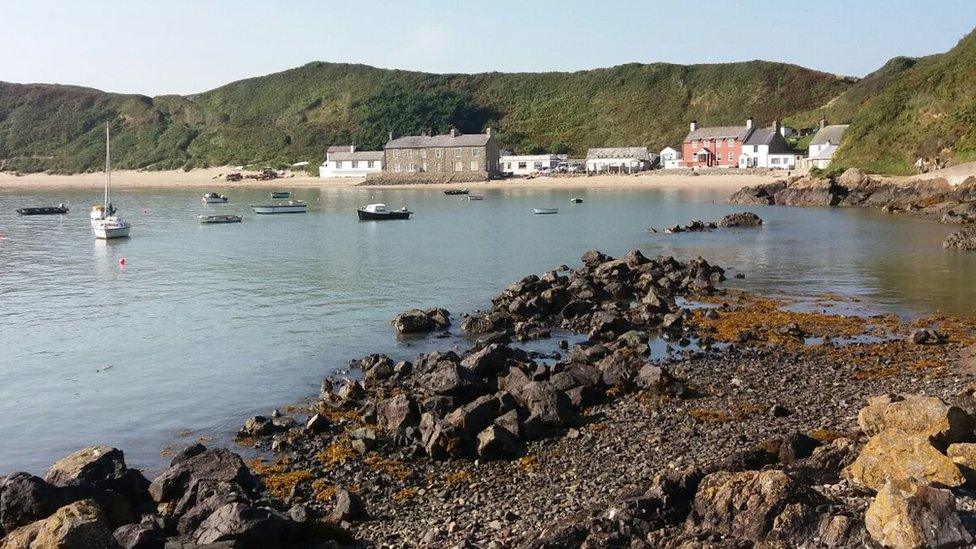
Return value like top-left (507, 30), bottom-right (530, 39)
top-left (0, 61), bottom-right (851, 174)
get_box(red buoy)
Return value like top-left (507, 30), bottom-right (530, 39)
top-left (118, 257), bottom-right (127, 266)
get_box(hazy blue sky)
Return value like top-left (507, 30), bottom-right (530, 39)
top-left (2, 0), bottom-right (974, 95)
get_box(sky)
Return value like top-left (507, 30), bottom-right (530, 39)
top-left (2, 0), bottom-right (975, 96)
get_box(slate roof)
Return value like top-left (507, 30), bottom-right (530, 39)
top-left (586, 147), bottom-right (652, 161)
top-left (327, 145), bottom-right (354, 154)
top-left (385, 133), bottom-right (491, 149)
top-left (809, 144), bottom-right (838, 161)
top-left (328, 150), bottom-right (384, 162)
top-left (810, 125), bottom-right (849, 146)
top-left (744, 127), bottom-right (790, 154)
top-left (684, 126), bottom-right (754, 142)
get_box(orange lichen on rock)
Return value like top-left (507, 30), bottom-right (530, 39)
top-left (249, 458), bottom-right (312, 500)
top-left (315, 438), bottom-right (357, 468)
top-left (363, 453), bottom-right (411, 481)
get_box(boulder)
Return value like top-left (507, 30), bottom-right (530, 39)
top-left (0, 473), bottom-right (72, 533)
top-left (376, 393), bottom-right (419, 432)
top-left (305, 413), bottom-right (330, 433)
top-left (717, 212), bottom-right (763, 228)
top-left (909, 328), bottom-right (946, 345)
top-left (727, 180), bottom-right (787, 205)
top-left (856, 394), bottom-right (974, 448)
top-left (193, 502), bottom-right (294, 546)
top-left (332, 488), bottom-right (367, 522)
top-left (237, 415), bottom-right (277, 438)
top-left (1, 499), bottom-right (116, 549)
top-left (947, 442), bottom-right (976, 483)
top-left (43, 446), bottom-right (150, 508)
top-left (425, 308), bottom-right (451, 328)
top-left (844, 431), bottom-right (965, 491)
top-left (515, 381), bottom-right (577, 427)
top-left (636, 364), bottom-right (684, 397)
top-left (476, 425), bottom-right (525, 459)
top-left (837, 167), bottom-right (867, 187)
top-left (357, 354), bottom-right (395, 381)
top-left (865, 479), bottom-right (972, 549)
top-left (687, 470), bottom-right (826, 543)
top-left (392, 309), bottom-right (443, 334)
top-left (785, 437), bottom-right (858, 485)
top-left (460, 344), bottom-right (526, 377)
top-left (149, 447), bottom-right (257, 505)
top-left (444, 394), bottom-right (502, 436)
top-left (113, 521), bottom-right (166, 548)
top-left (643, 466), bottom-right (704, 527)
top-left (420, 362), bottom-right (482, 399)
top-left (944, 227), bottom-right (976, 251)
top-left (580, 250), bottom-right (612, 269)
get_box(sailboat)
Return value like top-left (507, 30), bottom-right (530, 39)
top-left (91, 124), bottom-right (131, 239)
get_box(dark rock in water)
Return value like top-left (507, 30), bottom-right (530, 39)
top-left (332, 488), bottom-right (367, 522)
top-left (477, 424), bottom-right (525, 459)
top-left (425, 307), bottom-right (451, 329)
top-left (392, 308), bottom-right (450, 334)
top-left (773, 178), bottom-right (848, 207)
top-left (113, 521), bottom-right (166, 549)
top-left (581, 249), bottom-right (612, 268)
top-left (717, 212), bottom-right (763, 228)
top-left (944, 228), bottom-right (976, 250)
top-left (0, 472), bottom-right (73, 532)
top-left (192, 501), bottom-right (295, 546)
top-left (728, 180), bottom-right (787, 205)
top-left (460, 343), bottom-right (527, 377)
top-left (237, 416), bottom-right (278, 438)
top-left (376, 393), bottom-right (419, 432)
top-left (148, 447), bottom-right (257, 505)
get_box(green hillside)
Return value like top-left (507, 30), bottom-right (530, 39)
top-left (0, 61), bottom-right (852, 174)
top-left (830, 30), bottom-right (976, 174)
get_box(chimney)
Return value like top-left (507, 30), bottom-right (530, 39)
top-left (349, 145), bottom-right (355, 153)
top-left (486, 127), bottom-right (493, 138)
top-left (690, 120), bottom-right (698, 132)
top-left (450, 127), bottom-right (459, 138)
top-left (746, 117), bottom-right (754, 129)
top-left (819, 114), bottom-right (827, 130)
top-left (772, 119), bottom-right (780, 135)
top-left (389, 131), bottom-right (394, 141)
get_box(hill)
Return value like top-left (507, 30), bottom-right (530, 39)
top-left (0, 61), bottom-right (852, 174)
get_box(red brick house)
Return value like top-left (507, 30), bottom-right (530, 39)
top-left (682, 118), bottom-right (756, 168)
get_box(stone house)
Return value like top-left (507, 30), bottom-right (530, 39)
top-left (383, 128), bottom-right (500, 178)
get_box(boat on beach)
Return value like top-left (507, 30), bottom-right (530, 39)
top-left (199, 214), bottom-right (242, 224)
top-left (444, 188), bottom-right (469, 195)
top-left (202, 193), bottom-right (228, 204)
top-left (91, 125), bottom-right (131, 239)
top-left (270, 191), bottom-right (291, 199)
top-left (357, 203), bottom-right (411, 220)
top-left (251, 201), bottom-right (307, 214)
top-left (17, 204), bottom-right (69, 215)
top-left (467, 195), bottom-right (485, 201)
top-left (533, 208), bottom-right (559, 215)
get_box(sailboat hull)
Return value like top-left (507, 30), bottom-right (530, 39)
top-left (93, 225), bottom-right (130, 239)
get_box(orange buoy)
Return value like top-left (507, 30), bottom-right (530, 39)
top-left (118, 257), bottom-right (127, 266)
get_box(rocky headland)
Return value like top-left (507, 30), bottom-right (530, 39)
top-left (4, 249), bottom-right (976, 548)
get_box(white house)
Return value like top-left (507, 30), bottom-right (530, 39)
top-left (319, 146), bottom-right (384, 178)
top-left (501, 154), bottom-right (567, 176)
top-left (807, 122), bottom-right (849, 169)
top-left (585, 147), bottom-right (655, 174)
top-left (737, 122), bottom-right (797, 169)
top-left (658, 146), bottom-right (684, 169)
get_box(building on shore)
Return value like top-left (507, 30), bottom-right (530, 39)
top-left (658, 146), bottom-right (684, 169)
top-left (383, 128), bottom-right (500, 177)
top-left (807, 119), bottom-right (849, 169)
top-left (738, 121), bottom-right (797, 169)
top-left (319, 146), bottom-right (384, 178)
top-left (500, 154), bottom-right (567, 176)
top-left (585, 147), bottom-right (655, 174)
top-left (682, 118), bottom-right (796, 169)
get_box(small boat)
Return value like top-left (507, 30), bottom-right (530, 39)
top-left (202, 192), bottom-right (228, 204)
top-left (270, 191), bottom-right (291, 199)
top-left (199, 214), bottom-right (242, 224)
top-left (17, 204), bottom-right (69, 215)
top-left (570, 198), bottom-right (583, 204)
top-left (357, 203), bottom-right (411, 220)
top-left (533, 208), bottom-right (559, 215)
top-left (444, 188), bottom-right (469, 195)
top-left (467, 195), bottom-right (485, 201)
top-left (251, 201), bottom-right (307, 214)
top-left (91, 125), bottom-right (131, 239)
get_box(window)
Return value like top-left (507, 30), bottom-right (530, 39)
top-left (471, 148), bottom-right (480, 157)
top-left (393, 163), bottom-right (401, 172)
top-left (506, 162), bottom-right (512, 169)
top-left (422, 162), bottom-right (427, 172)
top-left (335, 161), bottom-right (343, 169)
top-left (392, 150), bottom-right (399, 158)
top-left (421, 149), bottom-right (427, 159)
top-left (728, 138), bottom-right (735, 146)
top-left (351, 161), bottom-right (358, 168)
top-left (470, 161), bottom-right (479, 171)
top-left (727, 152), bottom-right (733, 162)
top-left (753, 146), bottom-right (759, 153)
top-left (367, 161), bottom-right (374, 168)
top-left (435, 149), bottom-right (442, 158)
top-left (771, 158), bottom-right (780, 165)
top-left (534, 162), bottom-right (543, 169)
top-left (518, 162), bottom-right (527, 169)
top-left (454, 161), bottom-right (463, 172)
top-left (454, 148), bottom-right (462, 158)
top-left (437, 162), bottom-right (443, 171)
top-left (692, 141), bottom-right (698, 150)
top-left (409, 163), bottom-right (417, 172)
top-left (407, 150), bottom-right (413, 159)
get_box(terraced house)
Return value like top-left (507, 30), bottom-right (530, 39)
top-left (383, 128), bottom-right (500, 178)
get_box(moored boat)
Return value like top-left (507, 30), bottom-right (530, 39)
top-left (251, 201), bottom-right (307, 214)
top-left (199, 214), bottom-right (242, 224)
top-left (467, 195), bottom-right (485, 201)
top-left (533, 208), bottom-right (559, 215)
top-left (91, 125), bottom-right (131, 239)
top-left (357, 203), bottom-right (411, 220)
top-left (202, 192), bottom-right (228, 203)
top-left (570, 198), bottom-right (583, 203)
top-left (444, 188), bottom-right (469, 195)
top-left (17, 204), bottom-right (69, 215)
top-left (270, 191), bottom-right (291, 199)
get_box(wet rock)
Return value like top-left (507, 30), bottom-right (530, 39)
top-left (2, 499), bottom-right (116, 549)
top-left (460, 343), bottom-right (527, 377)
top-left (580, 250), bottom-right (612, 269)
top-left (193, 502), bottom-right (294, 546)
top-left (728, 180), bottom-right (787, 205)
top-left (392, 308), bottom-right (450, 334)
top-left (856, 394), bottom-right (974, 448)
top-left (717, 212), bottom-right (763, 228)
top-left (237, 415), bottom-right (278, 438)
top-left (844, 431), bottom-right (965, 491)
top-left (476, 425), bottom-right (525, 459)
top-left (357, 353), bottom-right (395, 381)
top-left (943, 227), bottom-right (976, 251)
top-left (0, 472), bottom-right (72, 533)
top-left (332, 488), bottom-right (367, 522)
top-left (113, 521), bottom-right (166, 549)
top-left (149, 447), bottom-right (257, 505)
top-left (43, 445), bottom-right (150, 509)
top-left (376, 393), bottom-right (419, 433)
top-left (865, 479), bottom-right (972, 549)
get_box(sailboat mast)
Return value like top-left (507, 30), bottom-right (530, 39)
top-left (104, 124), bottom-right (111, 208)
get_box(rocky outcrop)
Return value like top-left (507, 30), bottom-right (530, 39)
top-left (944, 227), bottom-right (976, 250)
top-left (1, 499), bottom-right (116, 549)
top-left (728, 180), bottom-right (786, 205)
top-left (717, 212), bottom-right (763, 228)
top-left (856, 394), bottom-right (974, 448)
top-left (651, 212), bottom-right (763, 234)
top-left (865, 479), bottom-right (972, 549)
top-left (391, 308), bottom-right (451, 334)
top-left (845, 431), bottom-right (965, 491)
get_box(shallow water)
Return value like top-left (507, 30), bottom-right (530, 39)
top-left (1, 184), bottom-right (973, 474)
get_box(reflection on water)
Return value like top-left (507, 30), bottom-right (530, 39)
top-left (0, 184), bottom-right (974, 473)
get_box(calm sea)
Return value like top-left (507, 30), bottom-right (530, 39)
top-left (1, 184), bottom-right (973, 474)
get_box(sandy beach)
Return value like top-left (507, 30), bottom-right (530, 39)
top-left (0, 167), bottom-right (783, 192)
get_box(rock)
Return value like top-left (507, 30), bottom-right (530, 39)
top-left (687, 470), bottom-right (826, 543)
top-left (773, 178), bottom-right (848, 207)
top-left (332, 488), bottom-right (367, 522)
top-left (1, 499), bottom-right (116, 549)
top-left (643, 466), bottom-right (704, 526)
top-left (515, 381), bottom-right (577, 427)
top-left (148, 447), bottom-right (257, 505)
top-left (237, 415), bottom-right (277, 438)
top-left (717, 212), bottom-right (763, 228)
top-left (425, 308), bottom-right (451, 328)
top-left (636, 364), bottom-right (684, 397)
top-left (0, 473), bottom-right (72, 533)
top-left (856, 394), bottom-right (974, 448)
top-left (837, 167), bottom-right (866, 187)
top-left (336, 379), bottom-right (366, 402)
top-left (909, 328), bottom-right (946, 345)
top-left (421, 362), bottom-right (482, 399)
top-left (305, 413), bottom-right (330, 433)
top-left (947, 442), bottom-right (976, 483)
top-left (43, 446), bottom-right (150, 509)
top-left (944, 227), bottom-right (976, 251)
top-left (773, 433), bottom-right (822, 464)
top-left (460, 344), bottom-right (526, 377)
top-left (476, 425), bottom-right (525, 459)
top-left (580, 250), bottom-right (612, 269)
top-left (786, 437), bottom-right (858, 485)
top-left (358, 354), bottom-right (395, 381)
top-left (193, 502), bottom-right (294, 546)
top-left (376, 393), bottom-right (419, 432)
top-left (113, 521), bottom-right (166, 548)
top-left (392, 308), bottom-right (444, 334)
top-left (844, 431), bottom-right (965, 491)
top-left (865, 479), bottom-right (972, 549)
top-left (727, 180), bottom-right (787, 205)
